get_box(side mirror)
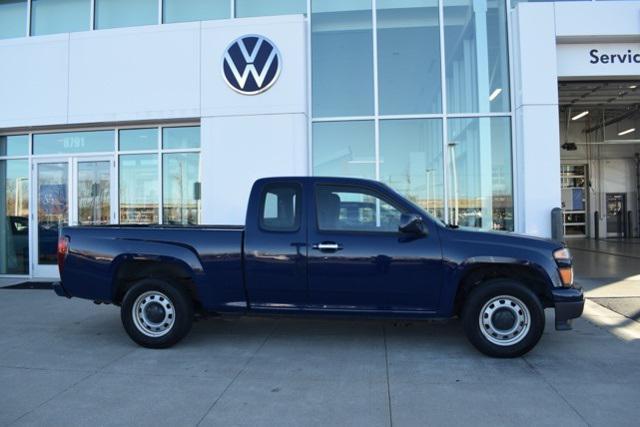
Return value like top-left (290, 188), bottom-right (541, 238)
top-left (399, 213), bottom-right (427, 236)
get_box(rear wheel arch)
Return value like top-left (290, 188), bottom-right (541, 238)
top-left (111, 258), bottom-right (200, 308)
top-left (453, 263), bottom-right (553, 316)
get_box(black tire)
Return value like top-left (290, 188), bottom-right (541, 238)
top-left (120, 278), bottom-right (194, 349)
top-left (461, 279), bottom-right (545, 358)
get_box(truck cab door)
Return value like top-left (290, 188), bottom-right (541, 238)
top-left (307, 183), bottom-right (443, 312)
top-left (243, 181), bottom-right (308, 309)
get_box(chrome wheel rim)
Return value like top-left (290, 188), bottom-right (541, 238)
top-left (132, 291), bottom-right (175, 337)
top-left (479, 295), bottom-right (530, 346)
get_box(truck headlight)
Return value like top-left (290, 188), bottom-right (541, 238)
top-left (553, 248), bottom-right (573, 286)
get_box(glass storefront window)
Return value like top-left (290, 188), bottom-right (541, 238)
top-left (448, 117), bottom-right (513, 231)
top-left (236, 0), bottom-right (306, 18)
top-left (0, 135), bottom-right (29, 156)
top-left (1, 159), bottom-right (29, 274)
top-left (163, 0), bottom-right (229, 24)
top-left (119, 128), bottom-right (158, 151)
top-left (33, 130), bottom-right (114, 155)
top-left (0, 0), bottom-right (27, 39)
top-left (377, 0), bottom-right (441, 115)
top-left (312, 0), bottom-right (374, 118)
top-left (119, 154), bottom-right (159, 224)
top-left (95, 0), bottom-right (158, 30)
top-left (31, 0), bottom-right (90, 36)
top-left (162, 126), bottom-right (200, 150)
top-left (163, 153), bottom-right (200, 225)
top-left (443, 0), bottom-right (510, 113)
top-left (379, 119), bottom-right (444, 219)
top-left (36, 162), bottom-right (68, 264)
top-left (313, 121), bottom-right (375, 179)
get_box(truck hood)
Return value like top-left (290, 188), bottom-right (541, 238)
top-left (442, 225), bottom-right (564, 252)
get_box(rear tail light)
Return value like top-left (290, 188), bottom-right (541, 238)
top-left (57, 236), bottom-right (70, 274)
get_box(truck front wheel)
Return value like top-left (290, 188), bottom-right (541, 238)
top-left (462, 279), bottom-right (545, 358)
top-left (121, 279), bottom-right (194, 349)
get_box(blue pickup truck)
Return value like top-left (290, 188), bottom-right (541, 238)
top-left (54, 177), bottom-right (583, 357)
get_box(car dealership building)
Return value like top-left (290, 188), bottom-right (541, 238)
top-left (0, 0), bottom-right (639, 279)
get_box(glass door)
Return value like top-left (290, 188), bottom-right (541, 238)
top-left (74, 158), bottom-right (114, 225)
top-left (32, 157), bottom-right (115, 278)
top-left (32, 160), bottom-right (70, 278)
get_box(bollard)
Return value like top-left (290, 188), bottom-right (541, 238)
top-left (551, 207), bottom-right (564, 242)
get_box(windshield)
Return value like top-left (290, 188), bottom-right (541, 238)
top-left (380, 183), bottom-right (447, 227)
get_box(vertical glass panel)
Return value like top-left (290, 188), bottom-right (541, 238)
top-left (0, 135), bottom-right (29, 156)
top-left (31, 0), bottom-right (90, 36)
top-left (380, 119), bottom-right (444, 219)
top-left (312, 0), bottom-right (374, 118)
top-left (444, 0), bottom-right (510, 113)
top-left (162, 126), bottom-right (200, 149)
top-left (448, 117), bottom-right (513, 231)
top-left (95, 0), bottom-right (158, 30)
top-left (236, 0), bottom-right (306, 18)
top-left (33, 130), bottom-right (114, 155)
top-left (0, 0), bottom-right (27, 39)
top-left (163, 153), bottom-right (200, 225)
top-left (163, 0), bottom-right (229, 23)
top-left (37, 162), bottom-right (68, 264)
top-left (119, 128), bottom-right (158, 151)
top-left (119, 154), bottom-right (158, 224)
top-left (0, 159), bottom-right (29, 274)
top-left (377, 0), bottom-right (441, 115)
top-left (312, 121), bottom-right (375, 179)
top-left (77, 161), bottom-right (111, 225)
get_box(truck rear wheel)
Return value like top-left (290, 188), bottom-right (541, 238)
top-left (121, 279), bottom-right (194, 349)
top-left (462, 279), bottom-right (544, 358)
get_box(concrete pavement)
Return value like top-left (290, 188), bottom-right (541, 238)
top-left (1, 288), bottom-right (639, 427)
top-left (2, 239), bottom-right (640, 426)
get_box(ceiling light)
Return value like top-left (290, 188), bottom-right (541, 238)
top-left (629, 85), bottom-right (637, 89)
top-left (618, 128), bottom-right (636, 136)
top-left (489, 88), bottom-right (502, 101)
top-left (571, 111), bottom-right (589, 121)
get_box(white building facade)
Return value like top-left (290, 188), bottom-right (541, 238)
top-left (0, 0), bottom-right (639, 279)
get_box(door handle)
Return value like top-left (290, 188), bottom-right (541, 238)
top-left (312, 242), bottom-right (343, 252)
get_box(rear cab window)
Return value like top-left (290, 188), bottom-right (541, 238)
top-left (259, 183), bottom-right (302, 232)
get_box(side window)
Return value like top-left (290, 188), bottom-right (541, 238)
top-left (316, 185), bottom-right (405, 232)
top-left (260, 184), bottom-right (301, 232)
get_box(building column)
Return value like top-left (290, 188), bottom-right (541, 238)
top-left (512, 3), bottom-right (560, 238)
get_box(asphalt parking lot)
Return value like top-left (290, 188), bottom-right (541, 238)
top-left (0, 289), bottom-right (639, 427)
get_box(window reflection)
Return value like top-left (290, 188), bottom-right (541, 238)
top-left (33, 130), bottom-right (114, 155)
top-left (1, 159), bottom-right (29, 274)
top-left (162, 126), bottom-right (200, 150)
top-left (0, 135), bottom-right (29, 156)
top-left (448, 117), bottom-right (513, 230)
top-left (0, 0), bottom-right (27, 39)
top-left (119, 128), bottom-right (158, 151)
top-left (119, 154), bottom-right (159, 224)
top-left (162, 153), bottom-right (200, 225)
top-left (313, 121), bottom-right (375, 179)
top-left (444, 0), bottom-right (510, 113)
top-left (312, 0), bottom-right (374, 118)
top-left (31, 0), bottom-right (90, 36)
top-left (380, 119), bottom-right (444, 219)
top-left (377, 0), bottom-right (441, 115)
top-left (95, 0), bottom-right (157, 30)
top-left (236, 0), bottom-right (306, 18)
top-left (163, 0), bottom-right (229, 23)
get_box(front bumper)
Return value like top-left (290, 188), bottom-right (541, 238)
top-left (52, 281), bottom-right (70, 298)
top-left (552, 286), bottom-right (584, 331)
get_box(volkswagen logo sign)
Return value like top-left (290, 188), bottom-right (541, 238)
top-left (222, 35), bottom-right (281, 95)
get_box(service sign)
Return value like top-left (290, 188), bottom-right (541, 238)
top-left (557, 43), bottom-right (640, 77)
